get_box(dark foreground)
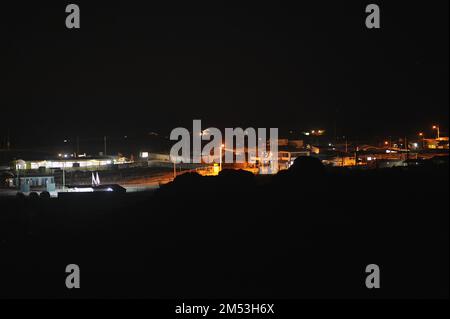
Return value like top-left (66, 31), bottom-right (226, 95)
top-left (0, 157), bottom-right (448, 299)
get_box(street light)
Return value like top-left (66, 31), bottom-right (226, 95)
top-left (418, 132), bottom-right (424, 149)
top-left (62, 160), bottom-right (66, 192)
top-left (219, 144), bottom-right (224, 171)
top-left (432, 125), bottom-right (440, 139)
top-left (16, 161), bottom-right (20, 190)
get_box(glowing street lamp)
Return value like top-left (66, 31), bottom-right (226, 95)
top-left (432, 125), bottom-right (440, 139)
top-left (418, 132), bottom-right (424, 148)
top-left (219, 144), bottom-right (224, 171)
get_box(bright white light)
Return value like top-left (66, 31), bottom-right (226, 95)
top-left (141, 152), bottom-right (149, 158)
top-left (71, 187), bottom-right (94, 193)
top-left (106, 187), bottom-right (113, 192)
top-left (64, 154), bottom-right (68, 158)
top-left (367, 157), bottom-right (372, 161)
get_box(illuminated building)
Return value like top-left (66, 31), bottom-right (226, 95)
top-left (13, 156), bottom-right (130, 170)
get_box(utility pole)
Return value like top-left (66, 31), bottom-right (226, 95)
top-left (405, 136), bottom-right (409, 162)
top-left (173, 161), bottom-right (176, 179)
top-left (344, 137), bottom-right (348, 153)
top-left (104, 136), bottom-right (107, 156)
top-left (7, 128), bottom-right (10, 150)
top-left (219, 144), bottom-right (224, 171)
top-left (344, 137), bottom-right (348, 167)
top-left (76, 136), bottom-right (80, 157)
top-left (419, 133), bottom-right (424, 149)
top-left (62, 160), bottom-right (66, 191)
top-left (433, 125), bottom-right (440, 139)
top-left (16, 162), bottom-right (20, 190)
top-left (334, 108), bottom-right (338, 143)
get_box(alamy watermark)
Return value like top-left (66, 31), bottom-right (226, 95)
top-left (65, 264), bottom-right (80, 289)
top-left (169, 120), bottom-right (278, 168)
top-left (365, 264), bottom-right (380, 289)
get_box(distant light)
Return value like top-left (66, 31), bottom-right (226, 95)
top-left (64, 154), bottom-right (68, 158)
top-left (412, 143), bottom-right (418, 148)
top-left (328, 143), bottom-right (332, 147)
top-left (367, 157), bottom-right (372, 161)
top-left (304, 132), bottom-right (310, 136)
top-left (106, 187), bottom-right (113, 192)
top-left (140, 152), bottom-right (149, 158)
top-left (58, 153), bottom-right (62, 157)
top-left (64, 140), bottom-right (68, 143)
top-left (386, 150), bottom-right (391, 153)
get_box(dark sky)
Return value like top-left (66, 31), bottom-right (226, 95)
top-left (1, 1), bottom-right (448, 147)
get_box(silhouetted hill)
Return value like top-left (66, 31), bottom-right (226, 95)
top-left (0, 159), bottom-right (448, 298)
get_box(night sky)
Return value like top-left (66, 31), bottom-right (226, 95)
top-left (1, 1), bottom-right (448, 148)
